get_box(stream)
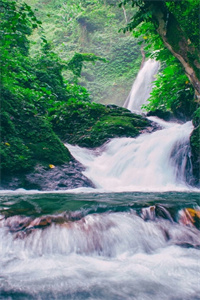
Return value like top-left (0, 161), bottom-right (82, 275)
top-left (1, 58), bottom-right (199, 300)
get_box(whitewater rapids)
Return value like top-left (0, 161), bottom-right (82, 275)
top-left (0, 198), bottom-right (200, 300)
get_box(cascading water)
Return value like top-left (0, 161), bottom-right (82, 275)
top-left (65, 58), bottom-right (194, 192)
top-left (66, 118), bottom-right (194, 192)
top-left (124, 59), bottom-right (160, 113)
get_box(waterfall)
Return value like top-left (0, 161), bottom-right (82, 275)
top-left (64, 59), bottom-right (195, 192)
top-left (124, 59), bottom-right (160, 113)
top-left (66, 118), bottom-right (194, 192)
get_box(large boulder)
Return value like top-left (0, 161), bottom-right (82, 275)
top-left (50, 101), bottom-right (151, 148)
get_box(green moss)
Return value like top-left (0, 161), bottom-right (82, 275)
top-left (187, 51), bottom-right (200, 81)
top-left (0, 138), bottom-right (33, 175)
top-left (50, 101), bottom-right (150, 148)
top-left (0, 89), bottom-right (71, 177)
top-left (190, 107), bottom-right (200, 185)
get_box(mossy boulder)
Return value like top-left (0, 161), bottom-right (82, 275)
top-left (0, 112), bottom-right (71, 176)
top-left (50, 100), bottom-right (150, 148)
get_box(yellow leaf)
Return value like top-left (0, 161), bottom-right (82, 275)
top-left (5, 142), bottom-right (10, 146)
top-left (49, 164), bottom-right (55, 169)
top-left (143, 36), bottom-right (148, 40)
top-left (186, 208), bottom-right (200, 219)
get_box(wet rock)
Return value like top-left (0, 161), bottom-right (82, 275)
top-left (0, 160), bottom-right (95, 191)
top-left (178, 208), bottom-right (200, 229)
top-left (190, 124), bottom-right (200, 186)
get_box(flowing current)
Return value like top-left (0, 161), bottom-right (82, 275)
top-left (1, 60), bottom-right (199, 300)
top-left (0, 192), bottom-right (200, 300)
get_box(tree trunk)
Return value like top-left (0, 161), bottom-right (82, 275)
top-left (152, 5), bottom-right (200, 100)
top-left (122, 4), bottom-right (128, 24)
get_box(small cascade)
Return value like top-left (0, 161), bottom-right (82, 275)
top-left (1, 196), bottom-right (200, 300)
top-left (124, 59), bottom-right (160, 113)
top-left (65, 58), bottom-right (195, 192)
top-left (66, 119), bottom-right (194, 192)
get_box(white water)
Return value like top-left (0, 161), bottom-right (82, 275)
top-left (66, 118), bottom-right (194, 192)
top-left (124, 59), bottom-right (160, 113)
top-left (1, 208), bottom-right (200, 299)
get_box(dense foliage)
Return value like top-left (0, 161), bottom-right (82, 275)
top-left (0, 0), bottom-right (72, 175)
top-left (0, 0), bottom-right (107, 176)
top-left (24, 0), bottom-right (142, 105)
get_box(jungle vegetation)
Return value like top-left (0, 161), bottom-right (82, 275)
top-left (0, 0), bottom-right (199, 184)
